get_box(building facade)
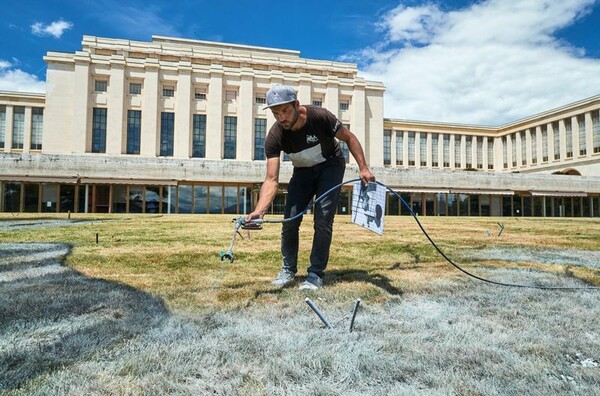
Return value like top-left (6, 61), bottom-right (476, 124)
top-left (1, 35), bottom-right (599, 217)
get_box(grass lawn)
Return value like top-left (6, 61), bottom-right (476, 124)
top-left (1, 213), bottom-right (599, 395)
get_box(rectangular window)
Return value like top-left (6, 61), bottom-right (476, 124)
top-left (487, 138), bottom-right (494, 170)
top-left (432, 134), bottom-right (439, 167)
top-left (443, 134), bottom-right (450, 167)
top-left (455, 136), bottom-right (461, 168)
top-left (339, 101), bottom-right (349, 111)
top-left (255, 96), bottom-right (266, 105)
top-left (0, 105), bottom-right (5, 148)
top-left (12, 106), bottom-right (25, 149)
top-left (565, 118), bottom-right (573, 158)
top-left (126, 110), bottom-right (141, 154)
top-left (396, 132), bottom-right (404, 166)
top-left (594, 111), bottom-right (600, 153)
top-left (578, 115), bottom-right (586, 156)
top-left (163, 85), bottom-right (175, 97)
top-left (95, 80), bottom-right (107, 92)
top-left (553, 122), bottom-right (560, 160)
top-left (520, 131), bottom-right (526, 166)
top-left (195, 88), bottom-right (207, 100)
top-left (129, 83), bottom-right (142, 95)
top-left (541, 125), bottom-right (548, 162)
top-left (476, 137), bottom-right (483, 169)
top-left (420, 133), bottom-right (427, 166)
top-left (531, 129), bottom-right (537, 164)
top-left (225, 90), bottom-right (237, 102)
top-left (465, 136), bottom-right (472, 168)
top-left (384, 129), bottom-right (391, 165)
top-left (31, 107), bottom-right (43, 150)
top-left (408, 132), bottom-right (416, 166)
top-left (192, 114), bottom-right (207, 158)
top-left (254, 118), bottom-right (266, 160)
top-left (92, 108), bottom-right (107, 153)
top-left (312, 99), bottom-right (322, 107)
top-left (339, 140), bottom-right (350, 164)
top-left (503, 136), bottom-right (508, 169)
top-left (160, 112), bottom-right (175, 156)
top-left (224, 116), bottom-right (237, 159)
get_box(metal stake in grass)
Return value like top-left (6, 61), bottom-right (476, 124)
top-left (349, 299), bottom-right (361, 333)
top-left (305, 298), bottom-right (333, 329)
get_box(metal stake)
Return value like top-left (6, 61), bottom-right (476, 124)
top-left (305, 298), bottom-right (333, 329)
top-left (349, 299), bottom-right (361, 332)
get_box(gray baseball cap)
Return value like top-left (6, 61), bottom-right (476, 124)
top-left (264, 85), bottom-right (297, 109)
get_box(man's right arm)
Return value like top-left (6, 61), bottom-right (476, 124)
top-left (246, 157), bottom-right (281, 220)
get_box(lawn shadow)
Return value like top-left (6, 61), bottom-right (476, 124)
top-left (325, 269), bottom-right (404, 296)
top-left (0, 243), bottom-right (170, 392)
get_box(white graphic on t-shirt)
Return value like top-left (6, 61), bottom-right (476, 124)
top-left (306, 134), bottom-right (318, 144)
top-left (288, 144), bottom-right (327, 168)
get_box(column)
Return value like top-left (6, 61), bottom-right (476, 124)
top-left (351, 84), bottom-right (366, 166)
top-left (174, 64), bottom-right (192, 158)
top-left (141, 61), bottom-right (159, 157)
top-left (22, 107), bottom-right (32, 153)
top-left (449, 134), bottom-right (455, 169)
top-left (585, 112), bottom-right (593, 159)
top-left (237, 70), bottom-right (254, 161)
top-left (206, 65), bottom-right (224, 159)
top-left (72, 60), bottom-right (90, 153)
top-left (106, 60), bottom-right (125, 155)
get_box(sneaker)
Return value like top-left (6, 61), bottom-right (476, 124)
top-left (272, 268), bottom-right (295, 287)
top-left (299, 272), bottom-right (323, 291)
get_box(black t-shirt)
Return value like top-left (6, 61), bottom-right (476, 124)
top-left (264, 106), bottom-right (345, 168)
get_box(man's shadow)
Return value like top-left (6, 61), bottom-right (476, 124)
top-left (0, 243), bottom-right (170, 392)
top-left (324, 269), bottom-right (403, 296)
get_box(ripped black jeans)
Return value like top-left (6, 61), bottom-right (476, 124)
top-left (280, 161), bottom-right (345, 278)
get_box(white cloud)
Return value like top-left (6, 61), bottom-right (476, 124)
top-left (0, 60), bottom-right (45, 93)
top-left (356, 0), bottom-right (600, 125)
top-left (31, 20), bottom-right (73, 38)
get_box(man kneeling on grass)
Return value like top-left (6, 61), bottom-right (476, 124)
top-left (246, 85), bottom-right (375, 290)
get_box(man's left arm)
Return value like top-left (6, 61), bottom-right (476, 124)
top-left (335, 126), bottom-right (376, 185)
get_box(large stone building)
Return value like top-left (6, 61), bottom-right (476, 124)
top-left (1, 35), bottom-right (599, 217)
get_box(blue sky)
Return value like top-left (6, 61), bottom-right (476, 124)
top-left (1, 0), bottom-right (600, 125)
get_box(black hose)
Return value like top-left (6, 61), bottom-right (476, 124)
top-left (256, 178), bottom-right (600, 291)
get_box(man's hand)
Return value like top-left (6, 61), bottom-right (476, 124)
top-left (360, 168), bottom-right (376, 185)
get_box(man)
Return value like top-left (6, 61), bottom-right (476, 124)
top-left (246, 85), bottom-right (375, 290)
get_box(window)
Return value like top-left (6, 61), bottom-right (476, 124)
top-left (465, 136), bottom-right (472, 168)
top-left (11, 106), bottom-right (25, 149)
top-left (541, 125), bottom-right (548, 162)
top-left (254, 118), bottom-right (266, 160)
top-left (312, 99), bottom-right (322, 107)
top-left (455, 136), bottom-right (462, 168)
top-left (531, 129), bottom-right (537, 165)
top-left (476, 137), bottom-right (483, 169)
top-left (578, 115), bottom-right (586, 156)
top-left (420, 133), bottom-right (427, 166)
top-left (95, 80), bottom-right (107, 92)
top-left (224, 116), bottom-right (237, 159)
top-left (126, 110), bottom-right (141, 154)
top-left (163, 85), bottom-right (175, 97)
top-left (31, 107), bottom-right (43, 150)
top-left (383, 129), bottom-right (391, 166)
top-left (520, 132), bottom-right (526, 166)
top-left (339, 123), bottom-right (351, 164)
top-left (160, 112), bottom-right (175, 156)
top-left (129, 83), bottom-right (142, 95)
top-left (0, 105), bottom-right (5, 148)
top-left (594, 111), bottom-right (600, 153)
top-left (408, 132), bottom-right (416, 166)
top-left (192, 114), bottom-right (207, 158)
top-left (487, 138), bottom-right (494, 170)
top-left (339, 101), bottom-right (349, 111)
top-left (255, 96), bottom-right (266, 105)
top-left (92, 108), bottom-right (107, 153)
top-left (503, 136), bottom-right (508, 169)
top-left (553, 122), bottom-right (560, 160)
top-left (195, 88), bottom-right (207, 100)
top-left (432, 134), bottom-right (439, 167)
top-left (225, 90), bottom-right (237, 102)
top-left (443, 135), bottom-right (450, 167)
top-left (396, 132), bottom-right (404, 166)
top-left (565, 118), bottom-right (573, 158)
